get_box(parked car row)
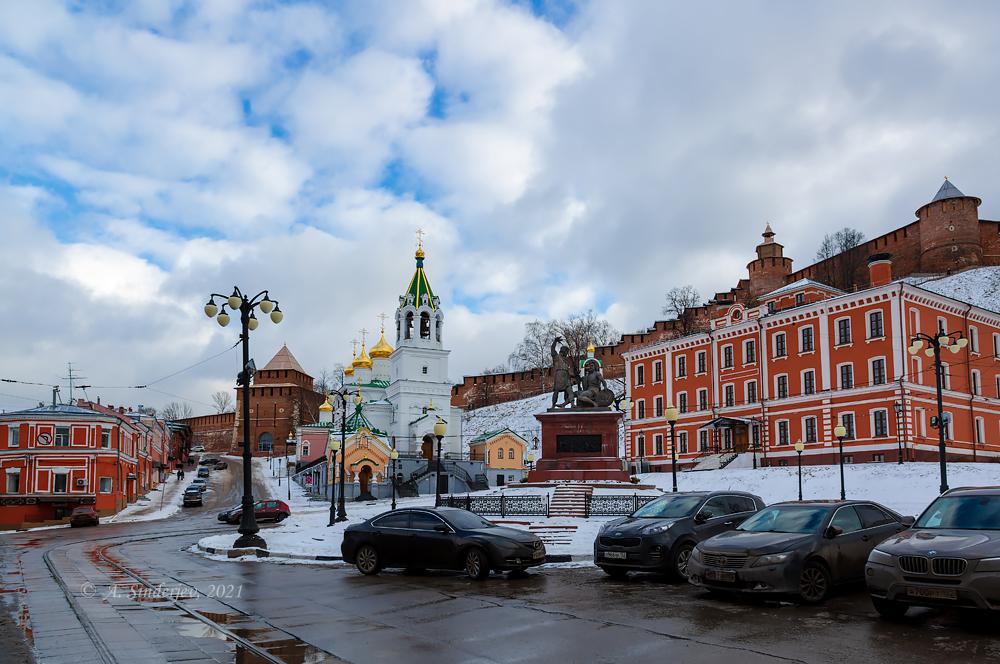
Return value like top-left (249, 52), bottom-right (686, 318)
top-left (217, 499), bottom-right (291, 525)
top-left (593, 487), bottom-right (1000, 615)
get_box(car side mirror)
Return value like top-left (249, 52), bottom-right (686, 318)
top-left (901, 516), bottom-right (915, 527)
top-left (694, 511), bottom-right (709, 524)
top-left (825, 526), bottom-right (843, 539)
top-left (434, 525), bottom-right (450, 533)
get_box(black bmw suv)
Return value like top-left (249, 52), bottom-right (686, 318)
top-left (594, 491), bottom-right (764, 579)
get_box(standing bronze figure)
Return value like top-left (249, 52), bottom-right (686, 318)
top-left (550, 336), bottom-right (577, 408)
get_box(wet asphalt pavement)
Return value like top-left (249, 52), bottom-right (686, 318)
top-left (1, 461), bottom-right (998, 664)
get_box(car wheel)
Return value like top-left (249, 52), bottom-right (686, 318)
top-left (600, 566), bottom-right (628, 579)
top-left (672, 542), bottom-right (695, 580)
top-left (798, 562), bottom-right (831, 603)
top-left (355, 544), bottom-right (381, 576)
top-left (275, 513), bottom-right (287, 523)
top-left (872, 597), bottom-right (908, 619)
top-left (464, 547), bottom-right (490, 580)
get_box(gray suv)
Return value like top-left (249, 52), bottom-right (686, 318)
top-left (866, 487), bottom-right (1000, 617)
top-left (594, 491), bottom-right (764, 579)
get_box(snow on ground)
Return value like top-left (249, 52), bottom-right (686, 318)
top-left (462, 393), bottom-right (549, 443)
top-left (109, 472), bottom-right (198, 523)
top-left (197, 461), bottom-right (996, 563)
top-left (908, 266), bottom-right (1000, 313)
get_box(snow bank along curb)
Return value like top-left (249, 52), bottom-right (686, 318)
top-left (195, 542), bottom-right (589, 565)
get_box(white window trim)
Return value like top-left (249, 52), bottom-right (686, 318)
top-left (697, 388), bottom-right (708, 411)
top-left (839, 412), bottom-right (856, 439)
top-left (775, 419), bottom-right (790, 445)
top-left (969, 326), bottom-right (979, 353)
top-left (870, 408), bottom-right (890, 438)
top-left (636, 399), bottom-right (646, 420)
top-left (745, 380), bottom-right (757, 403)
top-left (774, 373), bottom-right (789, 398)
top-left (799, 325), bottom-right (815, 353)
top-left (867, 310), bottom-right (885, 339)
top-left (653, 360), bottom-right (663, 383)
top-left (676, 355), bottom-right (687, 378)
top-left (8, 427), bottom-right (19, 448)
top-left (834, 316), bottom-right (853, 346)
top-left (772, 331), bottom-right (787, 357)
top-left (971, 369), bottom-right (981, 395)
top-left (837, 362), bottom-right (854, 389)
top-left (869, 356), bottom-right (887, 385)
top-left (800, 369), bottom-right (816, 395)
top-left (695, 351), bottom-right (707, 375)
top-left (723, 383), bottom-right (735, 407)
top-left (721, 344), bottom-right (734, 369)
top-left (802, 415), bottom-right (818, 442)
top-left (99, 476), bottom-right (113, 493)
top-left (974, 417), bottom-right (985, 444)
top-left (743, 339), bottom-right (756, 364)
top-left (677, 391), bottom-right (688, 413)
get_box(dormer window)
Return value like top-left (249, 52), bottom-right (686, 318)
top-left (795, 293), bottom-right (805, 306)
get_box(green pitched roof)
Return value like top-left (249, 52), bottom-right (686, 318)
top-left (470, 427), bottom-right (527, 445)
top-left (402, 251), bottom-right (437, 309)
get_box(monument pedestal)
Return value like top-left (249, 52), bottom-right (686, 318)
top-left (527, 410), bottom-right (630, 482)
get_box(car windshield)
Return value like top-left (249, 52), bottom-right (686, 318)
top-left (738, 506), bottom-right (829, 533)
top-left (631, 495), bottom-right (704, 518)
top-left (915, 495), bottom-right (1000, 530)
top-left (443, 510), bottom-right (496, 530)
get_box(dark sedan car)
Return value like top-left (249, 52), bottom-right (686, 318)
top-left (866, 487), bottom-right (1000, 617)
top-left (342, 507), bottom-right (546, 579)
top-left (182, 486), bottom-right (203, 507)
top-left (69, 506), bottom-right (100, 527)
top-left (689, 500), bottom-right (912, 603)
top-left (594, 491), bottom-right (764, 579)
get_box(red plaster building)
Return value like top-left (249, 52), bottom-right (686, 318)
top-left (0, 400), bottom-right (171, 529)
top-left (625, 181), bottom-right (1000, 469)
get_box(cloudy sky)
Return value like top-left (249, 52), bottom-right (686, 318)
top-left (1, 0), bottom-right (998, 415)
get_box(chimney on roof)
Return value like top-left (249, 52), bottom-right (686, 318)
top-left (868, 253), bottom-right (893, 288)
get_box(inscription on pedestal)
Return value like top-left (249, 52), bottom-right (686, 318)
top-left (556, 434), bottom-right (603, 454)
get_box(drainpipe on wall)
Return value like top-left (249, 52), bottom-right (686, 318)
top-left (961, 302), bottom-right (976, 462)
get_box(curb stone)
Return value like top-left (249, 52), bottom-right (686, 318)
top-left (196, 543), bottom-right (592, 565)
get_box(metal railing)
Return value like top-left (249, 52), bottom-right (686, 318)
top-left (585, 494), bottom-right (658, 517)
top-left (440, 493), bottom-right (661, 518)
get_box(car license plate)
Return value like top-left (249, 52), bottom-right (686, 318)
top-left (706, 569), bottom-right (736, 583)
top-left (906, 586), bottom-right (957, 600)
top-left (604, 551), bottom-right (627, 560)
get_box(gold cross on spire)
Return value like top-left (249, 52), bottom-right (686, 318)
top-left (415, 227), bottom-right (425, 248)
top-left (377, 312), bottom-right (388, 332)
top-left (359, 328), bottom-right (368, 346)
top-left (351, 338), bottom-right (359, 356)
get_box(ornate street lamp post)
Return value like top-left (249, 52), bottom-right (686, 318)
top-left (834, 424), bottom-right (847, 500)
top-left (665, 403), bottom-right (680, 493)
top-left (327, 433), bottom-right (340, 527)
top-left (434, 418), bottom-right (447, 507)
top-left (390, 447), bottom-right (399, 510)
top-left (326, 389), bottom-right (357, 522)
top-left (794, 440), bottom-right (805, 501)
top-left (907, 332), bottom-right (967, 493)
top-left (203, 286), bottom-right (283, 549)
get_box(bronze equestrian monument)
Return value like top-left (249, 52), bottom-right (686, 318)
top-left (527, 338), bottom-right (630, 482)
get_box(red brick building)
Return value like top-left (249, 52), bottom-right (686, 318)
top-left (624, 181), bottom-right (1000, 469)
top-left (0, 401), bottom-right (170, 529)
top-left (181, 345), bottom-right (325, 456)
top-left (453, 179), bottom-right (1000, 410)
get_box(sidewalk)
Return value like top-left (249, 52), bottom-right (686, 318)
top-left (110, 471), bottom-right (197, 523)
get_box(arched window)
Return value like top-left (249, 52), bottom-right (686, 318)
top-left (509, 448), bottom-right (515, 461)
top-left (497, 447), bottom-right (504, 459)
top-left (436, 315), bottom-right (443, 342)
top-left (258, 432), bottom-right (273, 452)
top-left (420, 311), bottom-right (431, 338)
top-left (405, 312), bottom-right (413, 339)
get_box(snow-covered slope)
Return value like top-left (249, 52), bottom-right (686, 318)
top-left (462, 392), bottom-right (549, 444)
top-left (907, 266), bottom-right (1000, 313)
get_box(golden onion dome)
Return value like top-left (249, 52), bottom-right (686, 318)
top-left (344, 359), bottom-right (355, 377)
top-left (587, 341), bottom-right (596, 354)
top-left (370, 330), bottom-right (394, 359)
top-left (415, 246), bottom-right (425, 260)
top-left (318, 396), bottom-right (333, 412)
top-left (352, 343), bottom-right (373, 369)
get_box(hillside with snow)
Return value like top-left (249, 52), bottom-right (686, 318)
top-left (907, 266), bottom-right (1000, 313)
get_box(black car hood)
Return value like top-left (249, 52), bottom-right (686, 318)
top-left (602, 517), bottom-right (681, 536)
top-left (702, 530), bottom-right (813, 556)
top-left (877, 528), bottom-right (1000, 558)
top-left (477, 526), bottom-right (540, 545)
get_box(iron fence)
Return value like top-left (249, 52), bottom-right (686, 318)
top-left (441, 494), bottom-right (549, 517)
top-left (585, 494), bottom-right (658, 517)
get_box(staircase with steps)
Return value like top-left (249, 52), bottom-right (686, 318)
top-left (494, 521), bottom-right (578, 547)
top-left (548, 484), bottom-right (593, 517)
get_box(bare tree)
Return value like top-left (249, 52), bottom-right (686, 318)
top-left (661, 285), bottom-right (704, 334)
top-left (553, 310), bottom-right (620, 361)
top-left (508, 320), bottom-right (555, 373)
top-left (160, 401), bottom-right (193, 420)
top-left (815, 227), bottom-right (866, 291)
top-left (482, 363), bottom-right (508, 374)
top-left (211, 390), bottom-right (234, 414)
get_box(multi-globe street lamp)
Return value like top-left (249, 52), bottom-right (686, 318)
top-left (284, 432), bottom-right (293, 501)
top-left (203, 286), bottom-right (283, 549)
top-left (794, 440), bottom-right (805, 501)
top-left (665, 403), bottom-right (680, 493)
top-left (893, 402), bottom-right (905, 465)
top-left (907, 331), bottom-right (968, 493)
top-left (834, 424), bottom-right (847, 500)
top-left (433, 418), bottom-right (447, 507)
top-left (326, 432), bottom-right (341, 526)
top-left (390, 447), bottom-right (399, 510)
top-left (327, 389), bottom-right (361, 523)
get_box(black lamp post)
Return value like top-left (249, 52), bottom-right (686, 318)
top-left (665, 403), bottom-right (679, 493)
top-left (907, 332), bottom-right (967, 494)
top-left (203, 286), bottom-right (283, 549)
top-left (893, 402), bottom-right (904, 465)
top-left (794, 440), bottom-right (804, 501)
top-left (434, 417), bottom-right (447, 507)
top-left (327, 389), bottom-right (355, 522)
top-left (834, 424), bottom-right (847, 500)
top-left (326, 431), bottom-right (340, 527)
top-left (390, 446), bottom-right (399, 511)
top-left (285, 433), bottom-right (293, 501)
